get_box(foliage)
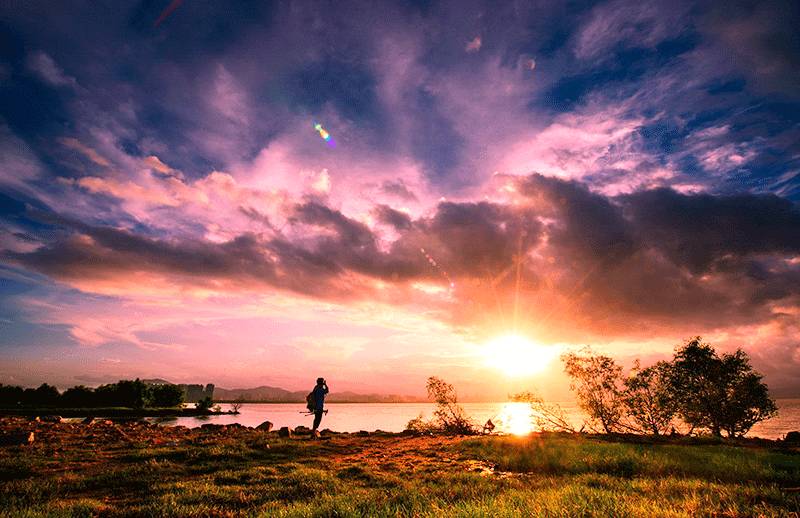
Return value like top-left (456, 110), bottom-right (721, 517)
top-left (668, 337), bottom-right (777, 437)
top-left (406, 377), bottom-right (475, 434)
top-left (95, 379), bottom-right (149, 409)
top-left (511, 391), bottom-right (578, 432)
top-left (0, 379), bottom-right (185, 409)
top-left (426, 376), bottom-right (476, 434)
top-left (1, 422), bottom-right (798, 517)
top-left (622, 360), bottom-right (676, 435)
top-left (196, 396), bottom-right (214, 412)
top-left (148, 384), bottom-right (185, 408)
top-left (60, 385), bottom-right (95, 407)
top-left (562, 350), bottom-right (626, 433)
top-left (560, 338), bottom-right (777, 438)
top-left (405, 413), bottom-right (436, 433)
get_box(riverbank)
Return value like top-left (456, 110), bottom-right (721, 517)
top-left (0, 407), bottom-right (236, 418)
top-left (1, 417), bottom-right (798, 517)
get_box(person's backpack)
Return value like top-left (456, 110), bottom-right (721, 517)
top-left (306, 391), bottom-right (315, 413)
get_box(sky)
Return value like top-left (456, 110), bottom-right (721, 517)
top-left (1, 0), bottom-right (799, 399)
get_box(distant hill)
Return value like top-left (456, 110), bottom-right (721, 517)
top-left (141, 380), bottom-right (425, 403)
top-left (214, 385), bottom-right (426, 403)
top-left (141, 378), bottom-right (173, 385)
top-left (213, 385), bottom-right (306, 402)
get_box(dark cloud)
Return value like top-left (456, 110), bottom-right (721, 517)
top-left (621, 188), bottom-right (800, 273)
top-left (703, 0), bottom-right (800, 98)
top-left (2, 171), bottom-right (800, 364)
top-left (372, 204), bottom-right (412, 231)
top-left (380, 179), bottom-right (418, 202)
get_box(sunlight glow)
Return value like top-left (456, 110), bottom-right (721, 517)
top-left (483, 335), bottom-right (559, 377)
top-left (495, 402), bottom-right (536, 435)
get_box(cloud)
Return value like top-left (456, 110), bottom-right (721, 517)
top-left (573, 0), bottom-right (689, 62)
top-left (380, 179), bottom-right (418, 202)
top-left (465, 36), bottom-right (482, 53)
top-left (9, 175), bottom-right (799, 346)
top-left (26, 51), bottom-right (78, 88)
top-left (57, 138), bottom-right (111, 167)
top-left (621, 188), bottom-right (800, 273)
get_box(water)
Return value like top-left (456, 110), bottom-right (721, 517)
top-left (150, 399), bottom-right (800, 439)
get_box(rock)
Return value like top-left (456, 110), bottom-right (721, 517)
top-left (200, 424), bottom-right (226, 431)
top-left (401, 429), bottom-right (418, 436)
top-left (82, 417), bottom-right (95, 425)
top-left (785, 431), bottom-right (800, 443)
top-left (41, 415), bottom-right (62, 423)
top-left (278, 426), bottom-right (293, 438)
top-left (256, 421), bottom-right (273, 432)
top-left (227, 423), bottom-right (245, 429)
top-left (0, 432), bottom-right (34, 446)
top-left (321, 428), bottom-right (335, 435)
top-left (294, 426), bottom-right (311, 435)
top-left (356, 430), bottom-right (369, 437)
top-left (101, 420), bottom-right (114, 426)
top-left (29, 416), bottom-right (40, 422)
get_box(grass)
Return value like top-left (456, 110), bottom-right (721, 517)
top-left (0, 419), bottom-right (798, 517)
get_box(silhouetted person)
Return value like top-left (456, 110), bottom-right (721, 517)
top-left (310, 377), bottom-right (328, 432)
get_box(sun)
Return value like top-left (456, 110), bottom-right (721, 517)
top-left (483, 335), bottom-right (559, 377)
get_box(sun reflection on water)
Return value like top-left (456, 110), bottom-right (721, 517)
top-left (494, 402), bottom-right (535, 435)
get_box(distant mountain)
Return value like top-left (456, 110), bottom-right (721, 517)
top-left (141, 378), bottom-right (173, 385)
top-left (214, 385), bottom-right (426, 403)
top-left (214, 385), bottom-right (306, 402)
top-left (140, 380), bottom-right (425, 403)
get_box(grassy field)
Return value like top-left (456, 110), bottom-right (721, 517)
top-left (1, 418), bottom-right (798, 517)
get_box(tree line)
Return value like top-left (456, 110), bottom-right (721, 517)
top-left (0, 379), bottom-right (185, 409)
top-left (412, 337), bottom-right (777, 438)
top-left (562, 337), bottom-right (777, 438)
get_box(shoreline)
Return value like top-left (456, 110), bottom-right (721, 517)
top-left (0, 407), bottom-right (236, 418)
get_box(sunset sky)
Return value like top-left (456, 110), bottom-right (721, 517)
top-left (1, 1), bottom-right (799, 399)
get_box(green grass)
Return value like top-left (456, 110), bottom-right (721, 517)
top-left (1, 427), bottom-right (798, 517)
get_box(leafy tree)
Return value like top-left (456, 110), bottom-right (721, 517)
top-left (148, 384), bottom-right (184, 407)
top-left (196, 396), bottom-right (214, 412)
top-left (0, 384), bottom-right (24, 407)
top-left (95, 379), bottom-right (149, 408)
top-left (425, 376), bottom-right (475, 434)
top-left (562, 349), bottom-right (626, 433)
top-left (32, 383), bottom-right (60, 406)
top-left (622, 361), bottom-right (676, 435)
top-left (668, 337), bottom-right (777, 437)
top-left (61, 386), bottom-right (95, 407)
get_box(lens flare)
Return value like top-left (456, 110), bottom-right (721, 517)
top-left (313, 122), bottom-right (336, 148)
top-left (420, 247), bottom-right (455, 290)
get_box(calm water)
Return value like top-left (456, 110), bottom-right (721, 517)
top-left (149, 399), bottom-right (800, 439)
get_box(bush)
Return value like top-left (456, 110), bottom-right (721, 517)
top-left (196, 396), bottom-right (214, 412)
top-left (406, 377), bottom-right (475, 434)
top-left (148, 384), bottom-right (184, 407)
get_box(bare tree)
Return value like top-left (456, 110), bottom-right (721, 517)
top-left (512, 391), bottom-right (579, 432)
top-left (230, 398), bottom-right (244, 414)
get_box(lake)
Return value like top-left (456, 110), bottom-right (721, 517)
top-left (150, 399), bottom-right (800, 439)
